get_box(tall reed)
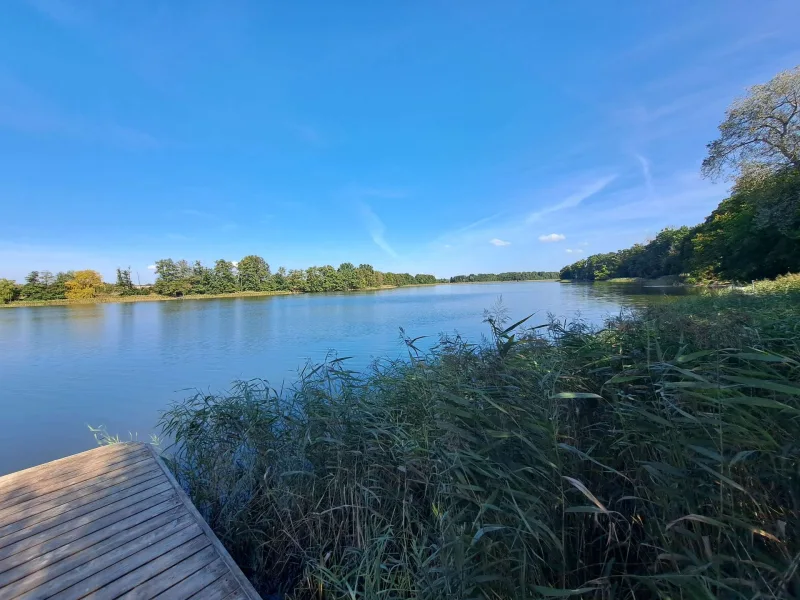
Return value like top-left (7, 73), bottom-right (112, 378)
top-left (160, 288), bottom-right (800, 599)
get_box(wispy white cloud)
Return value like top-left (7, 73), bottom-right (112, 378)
top-left (455, 212), bottom-right (506, 234)
top-left (359, 203), bottom-right (398, 258)
top-left (565, 248), bottom-right (583, 254)
top-left (147, 264), bottom-right (156, 270)
top-left (635, 153), bottom-right (654, 198)
top-left (489, 238), bottom-right (511, 247)
top-left (539, 233), bottom-right (565, 243)
top-left (593, 171), bottom-right (722, 223)
top-left (527, 175), bottom-right (617, 223)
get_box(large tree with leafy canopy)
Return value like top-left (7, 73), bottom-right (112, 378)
top-left (65, 270), bottom-right (103, 299)
top-left (0, 279), bottom-right (19, 304)
top-left (702, 66), bottom-right (800, 179)
top-left (238, 255), bottom-right (271, 291)
top-left (211, 260), bottom-right (238, 293)
top-left (153, 259), bottom-right (192, 296)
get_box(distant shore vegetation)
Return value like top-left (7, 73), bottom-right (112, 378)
top-left (562, 66), bottom-right (800, 284)
top-left (0, 260), bottom-right (561, 306)
top-left (0, 260), bottom-right (442, 305)
top-left (448, 271), bottom-right (558, 283)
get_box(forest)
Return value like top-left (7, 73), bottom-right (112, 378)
top-left (561, 67), bottom-right (800, 283)
top-left (150, 258), bottom-right (440, 296)
top-left (0, 264), bottom-right (563, 304)
top-left (0, 259), bottom-right (443, 303)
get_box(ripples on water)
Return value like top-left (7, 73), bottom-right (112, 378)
top-left (0, 282), bottom-right (691, 473)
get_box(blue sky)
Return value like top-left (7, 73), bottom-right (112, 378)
top-left (1, 0), bottom-right (799, 282)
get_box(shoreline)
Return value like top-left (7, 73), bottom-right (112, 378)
top-left (447, 279), bottom-right (559, 285)
top-left (0, 289), bottom-right (296, 308)
top-left (0, 279), bottom-right (562, 308)
top-left (560, 277), bottom-right (738, 288)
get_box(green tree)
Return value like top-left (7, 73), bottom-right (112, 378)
top-left (189, 260), bottom-right (213, 294)
top-left (50, 271), bottom-right (74, 299)
top-left (21, 271), bottom-right (44, 300)
top-left (20, 269), bottom-right (72, 300)
top-left (286, 269), bottom-right (306, 292)
top-left (337, 263), bottom-right (357, 290)
top-left (356, 264), bottom-right (379, 289)
top-left (702, 66), bottom-right (800, 179)
top-left (320, 265), bottom-right (340, 291)
top-left (40, 271), bottom-right (55, 286)
top-left (210, 259), bottom-right (238, 293)
top-left (273, 267), bottom-right (288, 291)
top-left (692, 168), bottom-right (800, 280)
top-left (176, 260), bottom-right (193, 281)
top-left (153, 259), bottom-right (192, 296)
top-left (238, 255), bottom-right (271, 291)
top-left (305, 267), bottom-right (323, 293)
top-left (0, 279), bottom-right (19, 304)
top-left (116, 267), bottom-right (134, 291)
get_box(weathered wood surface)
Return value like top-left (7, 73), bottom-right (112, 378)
top-left (0, 443), bottom-right (260, 600)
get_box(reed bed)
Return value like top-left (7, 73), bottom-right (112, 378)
top-left (160, 286), bottom-right (800, 599)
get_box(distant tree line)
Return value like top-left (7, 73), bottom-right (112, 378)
top-left (0, 259), bottom-right (443, 303)
top-left (150, 257), bottom-right (440, 296)
top-left (561, 66), bottom-right (800, 283)
top-left (0, 270), bottom-right (109, 303)
top-left (559, 227), bottom-right (695, 281)
top-left (449, 271), bottom-right (559, 283)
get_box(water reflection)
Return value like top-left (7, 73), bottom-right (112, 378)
top-left (0, 282), bottom-right (689, 474)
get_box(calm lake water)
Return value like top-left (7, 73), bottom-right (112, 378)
top-left (0, 282), bottom-right (690, 474)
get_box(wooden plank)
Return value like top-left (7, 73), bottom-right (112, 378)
top-left (150, 557), bottom-right (228, 600)
top-left (0, 512), bottom-right (194, 596)
top-left (0, 444), bottom-right (142, 501)
top-left (145, 446), bottom-right (261, 600)
top-left (0, 497), bottom-right (181, 575)
top-left (0, 444), bottom-right (262, 600)
top-left (114, 546), bottom-right (220, 600)
top-left (0, 450), bottom-right (152, 511)
top-left (213, 588), bottom-right (252, 600)
top-left (0, 460), bottom-right (161, 524)
top-left (0, 505), bottom-right (186, 587)
top-left (43, 525), bottom-right (205, 600)
top-left (0, 447), bottom-right (150, 502)
top-left (82, 541), bottom-right (217, 600)
top-left (0, 488), bottom-right (175, 561)
top-left (0, 480), bottom-right (171, 552)
top-left (0, 444), bottom-right (134, 488)
top-left (0, 451), bottom-right (151, 515)
top-left (186, 573), bottom-right (240, 600)
top-left (0, 469), bottom-right (165, 538)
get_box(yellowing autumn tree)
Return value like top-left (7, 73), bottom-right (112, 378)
top-left (65, 270), bottom-right (103, 299)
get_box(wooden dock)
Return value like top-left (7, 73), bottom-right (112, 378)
top-left (0, 443), bottom-right (261, 600)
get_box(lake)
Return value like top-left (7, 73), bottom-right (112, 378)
top-left (0, 281), bottom-right (689, 474)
